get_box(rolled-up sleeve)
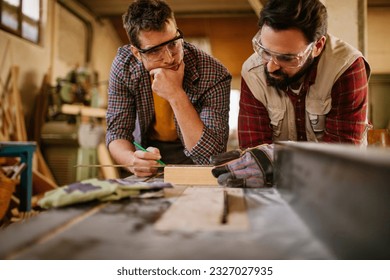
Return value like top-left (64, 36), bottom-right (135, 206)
top-left (106, 49), bottom-right (136, 147)
top-left (183, 67), bottom-right (231, 164)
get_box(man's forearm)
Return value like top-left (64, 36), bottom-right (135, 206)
top-left (170, 90), bottom-right (204, 150)
top-left (108, 139), bottom-right (136, 166)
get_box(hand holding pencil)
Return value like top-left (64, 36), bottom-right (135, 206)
top-left (130, 141), bottom-right (165, 177)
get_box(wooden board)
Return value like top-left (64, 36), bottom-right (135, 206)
top-left (11, 66), bottom-right (27, 141)
top-left (32, 170), bottom-right (57, 194)
top-left (163, 165), bottom-right (218, 185)
top-left (33, 147), bottom-right (57, 187)
top-left (97, 143), bottom-right (119, 179)
top-left (155, 187), bottom-right (249, 231)
top-left (61, 104), bottom-right (106, 118)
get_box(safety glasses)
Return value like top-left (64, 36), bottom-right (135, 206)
top-left (137, 29), bottom-right (184, 62)
top-left (252, 30), bottom-right (314, 69)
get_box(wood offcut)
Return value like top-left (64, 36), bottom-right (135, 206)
top-left (155, 187), bottom-right (249, 231)
top-left (163, 165), bottom-right (218, 185)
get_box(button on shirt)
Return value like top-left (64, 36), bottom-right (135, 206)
top-left (286, 85), bottom-right (307, 142)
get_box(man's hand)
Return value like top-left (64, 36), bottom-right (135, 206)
top-left (211, 144), bottom-right (274, 188)
top-left (130, 146), bottom-right (162, 177)
top-left (150, 61), bottom-right (185, 102)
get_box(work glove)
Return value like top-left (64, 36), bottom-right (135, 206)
top-left (210, 144), bottom-right (274, 188)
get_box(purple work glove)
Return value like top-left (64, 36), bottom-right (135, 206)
top-left (211, 144), bottom-right (274, 188)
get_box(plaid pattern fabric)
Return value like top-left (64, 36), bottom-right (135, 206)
top-left (238, 57), bottom-right (368, 149)
top-left (106, 42), bottom-right (232, 164)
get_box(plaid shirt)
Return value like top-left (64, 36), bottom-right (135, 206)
top-left (238, 57), bottom-right (369, 149)
top-left (106, 42), bottom-right (232, 164)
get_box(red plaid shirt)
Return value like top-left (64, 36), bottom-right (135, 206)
top-left (238, 57), bottom-right (369, 149)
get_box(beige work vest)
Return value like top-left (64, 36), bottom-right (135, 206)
top-left (242, 34), bottom-right (370, 145)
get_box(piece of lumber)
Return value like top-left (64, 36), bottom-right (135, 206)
top-left (97, 143), bottom-right (119, 179)
top-left (0, 127), bottom-right (6, 141)
top-left (32, 169), bottom-right (57, 195)
top-left (33, 147), bottom-right (57, 186)
top-left (60, 104), bottom-right (82, 115)
top-left (81, 106), bottom-right (106, 118)
top-left (10, 66), bottom-right (27, 141)
top-left (61, 104), bottom-right (106, 118)
top-left (0, 71), bottom-right (12, 140)
top-left (155, 187), bottom-right (249, 231)
top-left (32, 72), bottom-right (51, 144)
top-left (3, 101), bottom-right (14, 140)
top-left (163, 165), bottom-right (218, 185)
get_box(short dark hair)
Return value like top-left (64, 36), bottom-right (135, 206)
top-left (258, 0), bottom-right (327, 43)
top-left (122, 0), bottom-right (176, 48)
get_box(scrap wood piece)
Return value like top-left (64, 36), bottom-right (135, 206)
top-left (0, 169), bottom-right (16, 220)
top-left (0, 130), bottom-right (6, 142)
top-left (163, 165), bottom-right (218, 186)
top-left (33, 147), bottom-right (57, 186)
top-left (9, 207), bottom-right (40, 223)
top-left (10, 66), bottom-right (27, 141)
top-left (0, 71), bottom-right (12, 141)
top-left (97, 143), bottom-right (119, 179)
top-left (0, 65), bottom-right (27, 142)
top-left (61, 104), bottom-right (106, 118)
top-left (31, 72), bottom-right (51, 144)
top-left (33, 169), bottom-right (57, 195)
top-left (155, 187), bottom-right (249, 232)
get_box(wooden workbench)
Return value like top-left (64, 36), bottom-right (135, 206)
top-left (0, 185), bottom-right (333, 259)
top-left (1, 142), bottom-right (389, 260)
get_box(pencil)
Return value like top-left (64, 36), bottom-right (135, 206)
top-left (133, 141), bottom-right (166, 166)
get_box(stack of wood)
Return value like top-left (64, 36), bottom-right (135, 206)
top-left (0, 65), bottom-right (58, 222)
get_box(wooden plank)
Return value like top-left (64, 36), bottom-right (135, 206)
top-left (2, 105), bottom-right (13, 140)
top-left (10, 66), bottom-right (27, 141)
top-left (61, 104), bottom-right (82, 115)
top-left (61, 104), bottom-right (106, 118)
top-left (155, 187), bottom-right (249, 231)
top-left (33, 147), bottom-right (57, 186)
top-left (80, 106), bottom-right (106, 118)
top-left (0, 71), bottom-right (12, 141)
top-left (163, 165), bottom-right (218, 185)
top-left (32, 169), bottom-right (57, 195)
top-left (0, 130), bottom-right (6, 141)
top-left (32, 73), bottom-right (51, 144)
top-left (97, 143), bottom-right (119, 179)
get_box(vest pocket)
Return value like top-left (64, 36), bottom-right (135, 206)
top-left (268, 108), bottom-right (285, 137)
top-left (306, 99), bottom-right (330, 133)
top-left (308, 113), bottom-right (325, 132)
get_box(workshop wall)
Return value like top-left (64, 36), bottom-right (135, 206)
top-left (367, 7), bottom-right (390, 129)
top-left (1, 0), bottom-right (390, 134)
top-left (367, 7), bottom-right (390, 74)
top-left (0, 0), bottom-right (122, 130)
top-left (325, 0), bottom-right (362, 51)
top-left (176, 16), bottom-right (259, 81)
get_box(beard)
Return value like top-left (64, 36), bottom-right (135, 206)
top-left (265, 55), bottom-right (314, 90)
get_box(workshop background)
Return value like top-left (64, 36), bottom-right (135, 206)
top-left (0, 0), bottom-right (389, 193)
top-left (0, 1), bottom-right (390, 264)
